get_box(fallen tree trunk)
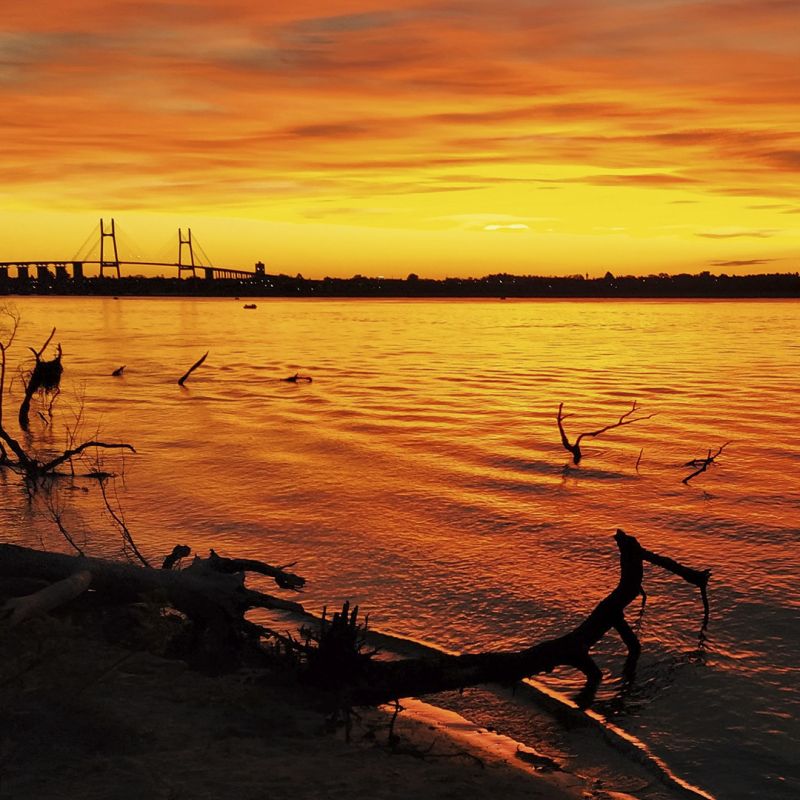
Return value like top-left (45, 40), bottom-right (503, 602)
top-left (0, 544), bottom-right (305, 623)
top-left (1, 569), bottom-right (92, 626)
top-left (340, 529), bottom-right (709, 708)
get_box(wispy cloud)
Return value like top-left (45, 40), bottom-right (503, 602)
top-left (708, 258), bottom-right (778, 267)
top-left (696, 229), bottom-right (778, 239)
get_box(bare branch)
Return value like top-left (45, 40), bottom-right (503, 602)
top-left (98, 476), bottom-right (150, 568)
top-left (42, 487), bottom-right (85, 556)
top-left (0, 306), bottom-right (21, 428)
top-left (178, 351), bottom-right (209, 386)
top-left (206, 548), bottom-right (306, 591)
top-left (32, 327), bottom-right (56, 359)
top-left (38, 441), bottom-right (136, 475)
top-left (557, 401), bottom-right (655, 465)
top-left (681, 442), bottom-right (732, 485)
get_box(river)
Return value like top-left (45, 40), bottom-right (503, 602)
top-left (1, 296), bottom-right (798, 799)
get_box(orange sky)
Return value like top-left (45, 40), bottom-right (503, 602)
top-left (1, 0), bottom-right (799, 278)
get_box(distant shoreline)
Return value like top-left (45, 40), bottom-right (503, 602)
top-left (1, 270), bottom-right (799, 299)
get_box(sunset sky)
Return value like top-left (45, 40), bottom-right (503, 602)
top-left (1, 0), bottom-right (799, 278)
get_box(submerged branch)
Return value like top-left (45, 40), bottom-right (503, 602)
top-left (178, 351), bottom-right (209, 386)
top-left (39, 441), bottom-right (137, 475)
top-left (557, 401), bottom-right (655, 465)
top-left (682, 442), bottom-right (731, 485)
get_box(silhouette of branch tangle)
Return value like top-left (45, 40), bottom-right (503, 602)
top-left (557, 400), bottom-right (655, 465)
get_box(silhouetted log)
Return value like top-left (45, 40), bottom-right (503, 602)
top-left (203, 548), bottom-right (306, 591)
top-left (162, 544), bottom-right (191, 570)
top-left (177, 351), bottom-right (208, 386)
top-left (112, 365), bottom-right (125, 377)
top-left (1, 569), bottom-right (91, 626)
top-left (343, 530), bottom-right (709, 708)
top-left (557, 401), bottom-right (655, 465)
top-left (0, 544), bottom-right (304, 626)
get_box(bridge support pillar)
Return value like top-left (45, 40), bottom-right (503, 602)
top-left (100, 218), bottom-right (121, 278)
top-left (178, 228), bottom-right (197, 278)
top-left (204, 267), bottom-right (214, 280)
top-left (72, 262), bottom-right (84, 279)
top-left (17, 266), bottom-right (29, 280)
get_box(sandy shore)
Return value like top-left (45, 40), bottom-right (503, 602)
top-left (1, 614), bottom-right (584, 800)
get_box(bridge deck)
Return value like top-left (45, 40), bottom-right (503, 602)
top-left (0, 260), bottom-right (256, 279)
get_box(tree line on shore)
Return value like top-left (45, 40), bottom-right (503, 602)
top-left (2, 268), bottom-right (798, 298)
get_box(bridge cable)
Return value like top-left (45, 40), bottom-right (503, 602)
top-left (192, 236), bottom-right (214, 268)
top-left (71, 222), bottom-right (100, 262)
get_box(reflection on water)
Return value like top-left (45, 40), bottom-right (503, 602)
top-left (1, 296), bottom-right (799, 799)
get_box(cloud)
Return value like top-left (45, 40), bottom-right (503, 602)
top-left (696, 229), bottom-right (778, 239)
top-left (483, 223), bottom-right (530, 231)
top-left (708, 258), bottom-right (778, 267)
top-left (573, 173), bottom-right (697, 187)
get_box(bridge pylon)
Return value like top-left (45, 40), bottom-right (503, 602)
top-left (99, 218), bottom-right (121, 278)
top-left (178, 228), bottom-right (196, 278)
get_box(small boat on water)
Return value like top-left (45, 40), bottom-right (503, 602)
top-left (243, 303), bottom-right (257, 309)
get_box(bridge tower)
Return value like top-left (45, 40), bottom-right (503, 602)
top-left (99, 218), bottom-right (121, 278)
top-left (178, 228), bottom-right (197, 278)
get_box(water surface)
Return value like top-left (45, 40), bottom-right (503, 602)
top-left (1, 297), bottom-right (798, 799)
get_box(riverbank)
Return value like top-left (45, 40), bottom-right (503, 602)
top-left (1, 613), bottom-right (586, 800)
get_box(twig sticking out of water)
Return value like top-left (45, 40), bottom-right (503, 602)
top-left (177, 351), bottom-right (208, 386)
top-left (681, 442), bottom-right (731, 485)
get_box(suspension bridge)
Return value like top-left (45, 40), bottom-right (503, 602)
top-left (0, 219), bottom-right (266, 282)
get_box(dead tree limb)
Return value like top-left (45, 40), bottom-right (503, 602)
top-left (330, 529), bottom-right (709, 708)
top-left (0, 544), bottom-right (305, 623)
top-left (19, 330), bottom-right (63, 431)
top-left (178, 351), bottom-right (208, 386)
top-left (1, 570), bottom-right (92, 626)
top-left (205, 548), bottom-right (306, 591)
top-left (557, 401), bottom-right (655, 465)
top-left (682, 442), bottom-right (731, 485)
top-left (97, 476), bottom-right (150, 567)
top-left (162, 544), bottom-right (191, 570)
top-left (39, 441), bottom-right (137, 475)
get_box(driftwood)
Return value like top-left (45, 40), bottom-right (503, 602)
top-left (1, 570), bottom-right (91, 626)
top-left (557, 401), bottom-right (655, 465)
top-left (682, 442), bottom-right (731, 484)
top-left (336, 530), bottom-right (709, 708)
top-left (1, 530), bottom-right (710, 710)
top-left (0, 544), bottom-right (305, 626)
top-left (205, 549), bottom-right (305, 591)
top-left (162, 544), bottom-right (191, 570)
top-left (178, 351), bottom-right (208, 386)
